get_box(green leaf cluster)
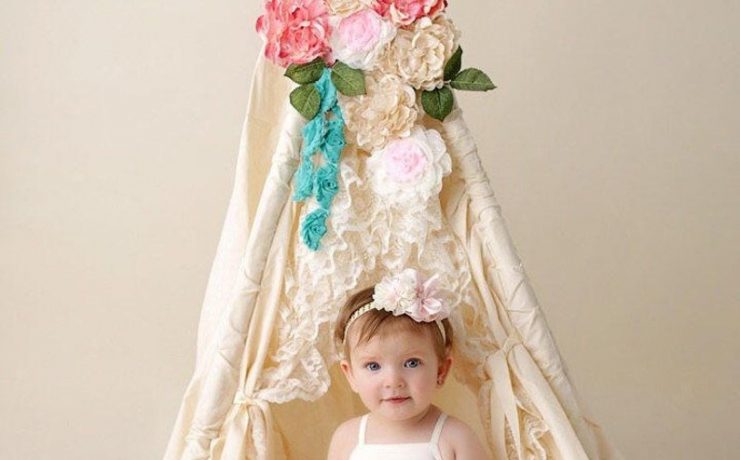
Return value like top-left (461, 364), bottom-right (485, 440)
top-left (422, 46), bottom-right (497, 121)
top-left (286, 58), bottom-right (366, 119)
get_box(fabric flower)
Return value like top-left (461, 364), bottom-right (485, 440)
top-left (256, 0), bottom-right (332, 68)
top-left (409, 272), bottom-right (446, 322)
top-left (367, 126), bottom-right (451, 204)
top-left (339, 72), bottom-right (418, 151)
top-left (326, 0), bottom-right (373, 16)
top-left (329, 9), bottom-right (396, 71)
top-left (314, 68), bottom-right (339, 113)
top-left (374, 268), bottom-right (419, 315)
top-left (301, 207), bottom-right (329, 250)
top-left (322, 119), bottom-right (346, 163)
top-left (293, 161), bottom-right (315, 201)
top-left (315, 163), bottom-right (340, 208)
top-left (373, 269), bottom-right (450, 321)
top-left (372, 0), bottom-right (447, 26)
top-left (377, 14), bottom-right (460, 91)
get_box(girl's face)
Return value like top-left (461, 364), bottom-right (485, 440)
top-left (340, 327), bottom-right (452, 423)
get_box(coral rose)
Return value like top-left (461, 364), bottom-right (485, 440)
top-left (372, 0), bottom-right (448, 26)
top-left (256, 0), bottom-right (332, 67)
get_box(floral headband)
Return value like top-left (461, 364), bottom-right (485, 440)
top-left (343, 269), bottom-right (451, 344)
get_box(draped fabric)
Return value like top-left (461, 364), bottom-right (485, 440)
top-left (163, 48), bottom-right (621, 460)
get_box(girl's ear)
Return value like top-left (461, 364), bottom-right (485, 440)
top-left (340, 359), bottom-right (359, 393)
top-left (436, 355), bottom-right (453, 386)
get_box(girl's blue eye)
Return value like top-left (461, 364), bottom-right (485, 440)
top-left (365, 362), bottom-right (380, 371)
top-left (404, 358), bottom-right (421, 368)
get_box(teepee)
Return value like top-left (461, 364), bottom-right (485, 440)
top-left (164, 2), bottom-right (620, 459)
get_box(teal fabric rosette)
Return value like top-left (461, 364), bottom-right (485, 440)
top-left (290, 68), bottom-right (346, 251)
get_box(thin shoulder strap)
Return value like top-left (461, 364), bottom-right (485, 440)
top-left (430, 413), bottom-right (448, 445)
top-left (357, 414), bottom-right (369, 445)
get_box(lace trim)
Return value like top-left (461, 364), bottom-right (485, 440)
top-left (256, 142), bottom-right (490, 403)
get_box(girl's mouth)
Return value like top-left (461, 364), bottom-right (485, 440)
top-left (384, 397), bottom-right (410, 404)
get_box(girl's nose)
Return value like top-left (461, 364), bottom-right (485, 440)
top-left (384, 370), bottom-right (405, 388)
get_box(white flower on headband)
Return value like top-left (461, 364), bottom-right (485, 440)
top-left (373, 268), bottom-right (449, 322)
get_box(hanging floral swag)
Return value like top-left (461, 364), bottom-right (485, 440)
top-left (256, 0), bottom-right (496, 251)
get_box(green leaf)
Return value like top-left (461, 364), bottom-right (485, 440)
top-left (290, 84), bottom-right (321, 119)
top-left (284, 58), bottom-right (326, 84)
top-left (450, 68), bottom-right (496, 91)
top-left (444, 46), bottom-right (463, 81)
top-left (421, 86), bottom-right (454, 121)
top-left (330, 61), bottom-right (366, 96)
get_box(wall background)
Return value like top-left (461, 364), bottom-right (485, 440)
top-left (1, 1), bottom-right (738, 459)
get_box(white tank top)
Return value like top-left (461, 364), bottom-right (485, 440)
top-left (348, 412), bottom-right (448, 460)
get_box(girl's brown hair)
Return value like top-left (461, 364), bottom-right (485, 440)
top-left (334, 286), bottom-right (453, 362)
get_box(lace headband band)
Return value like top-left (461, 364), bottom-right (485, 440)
top-left (343, 301), bottom-right (447, 344)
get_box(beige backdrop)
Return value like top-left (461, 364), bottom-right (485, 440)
top-left (1, 1), bottom-right (738, 459)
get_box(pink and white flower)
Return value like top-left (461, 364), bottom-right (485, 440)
top-left (372, 0), bottom-right (448, 26)
top-left (373, 269), bottom-right (450, 322)
top-left (329, 9), bottom-right (396, 70)
top-left (368, 126), bottom-right (452, 204)
top-left (256, 0), bottom-right (332, 68)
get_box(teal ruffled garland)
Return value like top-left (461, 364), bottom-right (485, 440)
top-left (293, 68), bottom-right (346, 251)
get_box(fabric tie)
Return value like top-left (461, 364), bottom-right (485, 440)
top-left (485, 330), bottom-right (524, 460)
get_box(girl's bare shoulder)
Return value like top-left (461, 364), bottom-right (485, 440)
top-left (438, 415), bottom-right (491, 460)
top-left (326, 416), bottom-right (362, 460)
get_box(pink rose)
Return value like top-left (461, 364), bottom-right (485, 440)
top-left (338, 10), bottom-right (381, 53)
top-left (371, 0), bottom-right (448, 25)
top-left (256, 0), bottom-right (332, 68)
top-left (383, 137), bottom-right (429, 182)
top-left (329, 9), bottom-right (396, 70)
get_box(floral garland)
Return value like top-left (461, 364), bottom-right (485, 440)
top-left (256, 0), bottom-right (495, 250)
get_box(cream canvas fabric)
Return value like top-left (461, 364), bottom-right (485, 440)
top-left (163, 48), bottom-right (621, 460)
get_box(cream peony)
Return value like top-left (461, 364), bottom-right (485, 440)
top-left (367, 125), bottom-right (451, 204)
top-left (329, 9), bottom-right (396, 70)
top-left (338, 72), bottom-right (419, 151)
top-left (377, 15), bottom-right (460, 91)
top-left (327, 0), bottom-right (373, 16)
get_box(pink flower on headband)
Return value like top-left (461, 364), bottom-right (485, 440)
top-left (373, 269), bottom-right (450, 322)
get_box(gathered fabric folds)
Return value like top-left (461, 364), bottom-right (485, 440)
top-left (163, 48), bottom-right (621, 460)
